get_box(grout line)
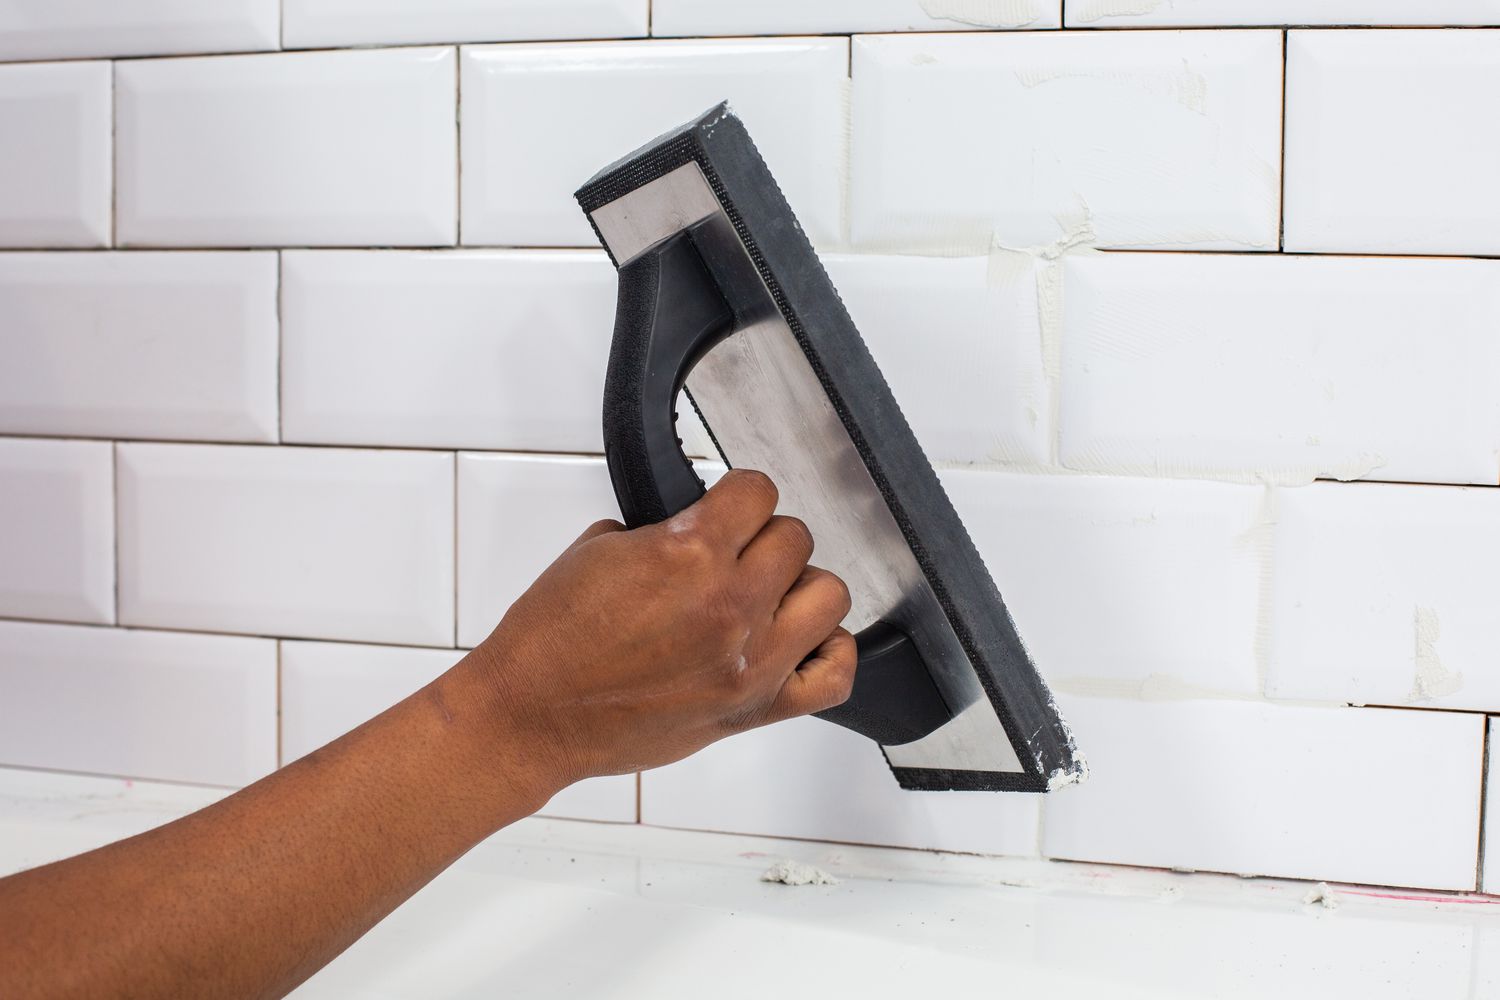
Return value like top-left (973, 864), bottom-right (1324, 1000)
top-left (0, 612), bottom-right (467, 653)
top-left (275, 639), bottom-right (284, 768)
top-left (1278, 29), bottom-right (1288, 252)
top-left (453, 45), bottom-right (463, 246)
top-left (110, 442), bottom-right (121, 624)
top-left (274, 251), bottom-right (284, 443)
top-left (635, 772), bottom-right (643, 824)
top-left (0, 760), bottom-right (240, 792)
top-left (452, 452), bottom-right (459, 648)
top-left (3, 244), bottom-right (1500, 261)
top-left (108, 60), bottom-right (118, 248)
top-left (0, 24), bottom-right (1495, 68)
top-left (1478, 718), bottom-right (1491, 892)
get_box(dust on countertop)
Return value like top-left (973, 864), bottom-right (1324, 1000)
top-left (1302, 883), bottom-right (1341, 911)
top-left (760, 860), bottom-right (840, 886)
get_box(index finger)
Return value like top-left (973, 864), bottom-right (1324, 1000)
top-left (664, 468), bottom-right (779, 554)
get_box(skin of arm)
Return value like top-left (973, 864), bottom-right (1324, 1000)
top-left (0, 469), bottom-right (857, 1000)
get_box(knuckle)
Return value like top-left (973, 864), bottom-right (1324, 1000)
top-left (777, 516), bottom-right (813, 555)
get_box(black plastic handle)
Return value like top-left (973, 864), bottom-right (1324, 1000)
top-left (602, 227), bottom-right (734, 527)
top-left (601, 222), bottom-right (952, 747)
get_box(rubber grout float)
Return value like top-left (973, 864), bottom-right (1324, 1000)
top-left (576, 103), bottom-right (1085, 793)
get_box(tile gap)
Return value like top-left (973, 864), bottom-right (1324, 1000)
top-left (1278, 29), bottom-right (1288, 252)
top-left (1478, 719), bottom-right (1492, 892)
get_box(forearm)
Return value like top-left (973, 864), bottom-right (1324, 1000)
top-left (0, 650), bottom-right (562, 1000)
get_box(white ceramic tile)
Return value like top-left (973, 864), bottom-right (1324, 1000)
top-left (653, 0), bottom-right (1061, 35)
top-left (941, 470), bottom-right (1263, 694)
top-left (285, 0), bottom-right (646, 48)
top-left (643, 715), bottom-right (1041, 856)
top-left (457, 454), bottom-right (619, 648)
top-left (0, 252), bottom-right (278, 441)
top-left (116, 48), bottom-right (457, 248)
top-left (0, 1), bottom-right (278, 61)
top-left (1044, 696), bottom-right (1485, 891)
top-left (1059, 254), bottom-right (1500, 487)
top-left (0, 61), bottom-right (110, 248)
top-left (1284, 30), bottom-right (1500, 256)
top-left (1487, 718), bottom-right (1498, 893)
top-left (1068, 0), bottom-right (1500, 26)
top-left (1267, 482), bottom-right (1500, 713)
top-left (0, 439), bottom-right (113, 625)
top-left (461, 39), bottom-right (847, 247)
top-left (281, 640), bottom-right (635, 821)
top-left (0, 620), bottom-right (276, 786)
top-left (823, 255), bottom-right (1049, 466)
top-left (117, 444), bottom-right (454, 646)
top-left (281, 250), bottom-right (616, 451)
top-left (850, 31), bottom-right (1282, 253)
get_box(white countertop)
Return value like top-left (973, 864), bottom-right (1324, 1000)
top-left (1, 767), bottom-right (1495, 999)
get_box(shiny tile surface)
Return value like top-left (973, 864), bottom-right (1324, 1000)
top-left (460, 39), bottom-right (847, 247)
top-left (0, 252), bottom-right (278, 442)
top-left (0, 0), bottom-right (278, 61)
top-left (0, 626), bottom-right (275, 785)
top-left (1284, 30), bottom-right (1500, 255)
top-left (284, 0), bottom-right (646, 48)
top-left (280, 250), bottom-right (617, 452)
top-left (117, 444), bottom-right (455, 646)
top-left (850, 30), bottom-right (1283, 251)
top-left (0, 438), bottom-right (114, 625)
top-left (116, 48), bottom-right (458, 247)
top-left (0, 61), bottom-right (111, 248)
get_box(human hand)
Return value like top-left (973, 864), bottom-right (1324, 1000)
top-left (465, 469), bottom-right (857, 789)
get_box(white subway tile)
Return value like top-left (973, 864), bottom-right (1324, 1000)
top-left (457, 454), bottom-right (618, 648)
top-left (850, 31), bottom-right (1282, 252)
top-left (1284, 30), bottom-right (1500, 256)
top-left (281, 250), bottom-right (615, 451)
top-left (1044, 696), bottom-right (1485, 891)
top-left (117, 444), bottom-right (454, 646)
top-left (0, 252), bottom-right (278, 442)
top-left (281, 640), bottom-right (636, 821)
top-left (116, 48), bottom-right (457, 248)
top-left (1487, 718), bottom-right (1498, 893)
top-left (0, 620), bottom-right (276, 786)
top-left (0, 0), bottom-right (278, 62)
top-left (941, 470), bottom-right (1264, 694)
top-left (642, 715), bottom-right (1041, 856)
top-left (653, 0), bottom-right (1061, 35)
top-left (1267, 482), bottom-right (1500, 713)
top-left (285, 0), bottom-right (646, 48)
top-left (0, 439), bottom-right (113, 625)
top-left (823, 255), bottom-right (1049, 466)
top-left (0, 62), bottom-right (110, 248)
top-left (1059, 254), bottom-right (1500, 486)
top-left (1068, 0), bottom-right (1500, 26)
top-left (460, 39), bottom-right (847, 247)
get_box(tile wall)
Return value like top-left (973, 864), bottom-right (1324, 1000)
top-left (1, 0), bottom-right (1497, 896)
